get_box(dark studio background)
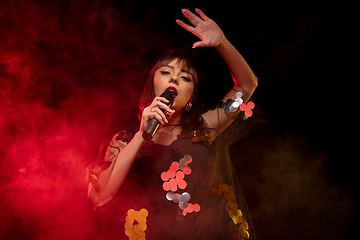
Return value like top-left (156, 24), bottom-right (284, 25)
top-left (0, 0), bottom-right (357, 239)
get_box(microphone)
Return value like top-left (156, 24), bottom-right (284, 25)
top-left (142, 90), bottom-right (176, 141)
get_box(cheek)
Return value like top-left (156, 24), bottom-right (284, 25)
top-left (179, 85), bottom-right (194, 103)
top-left (153, 75), bottom-right (163, 97)
top-left (185, 85), bottom-right (195, 100)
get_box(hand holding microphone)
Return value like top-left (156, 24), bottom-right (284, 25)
top-left (142, 90), bottom-right (176, 141)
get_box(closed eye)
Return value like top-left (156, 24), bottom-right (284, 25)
top-left (160, 70), bottom-right (171, 75)
top-left (181, 76), bottom-right (192, 82)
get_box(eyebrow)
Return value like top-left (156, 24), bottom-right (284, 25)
top-left (162, 65), bottom-right (194, 78)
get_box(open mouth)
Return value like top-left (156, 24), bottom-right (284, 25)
top-left (165, 86), bottom-right (178, 97)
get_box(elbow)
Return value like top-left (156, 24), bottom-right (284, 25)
top-left (249, 76), bottom-right (258, 95)
top-left (88, 188), bottom-right (100, 207)
top-left (252, 75), bottom-right (258, 89)
top-left (87, 177), bottom-right (103, 206)
top-left (234, 75), bottom-right (258, 95)
top-left (244, 77), bottom-right (258, 99)
top-left (88, 183), bottom-right (113, 207)
top-left (88, 188), bottom-right (116, 207)
top-left (87, 173), bottom-right (120, 207)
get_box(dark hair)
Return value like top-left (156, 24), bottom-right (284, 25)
top-left (139, 52), bottom-right (205, 131)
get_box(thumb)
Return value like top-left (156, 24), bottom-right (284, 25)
top-left (192, 41), bottom-right (205, 49)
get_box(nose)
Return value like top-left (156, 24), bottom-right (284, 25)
top-left (169, 77), bottom-right (178, 85)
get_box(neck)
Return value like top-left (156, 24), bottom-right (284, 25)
top-left (152, 109), bottom-right (183, 145)
top-left (158, 109), bottom-right (183, 133)
top-left (167, 108), bottom-right (183, 125)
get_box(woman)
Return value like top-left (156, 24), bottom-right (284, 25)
top-left (86, 8), bottom-right (258, 240)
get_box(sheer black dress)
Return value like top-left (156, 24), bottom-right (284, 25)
top-left (86, 125), bottom-right (255, 240)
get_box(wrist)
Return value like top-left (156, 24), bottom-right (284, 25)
top-left (215, 35), bottom-right (229, 50)
top-left (133, 130), bottom-right (145, 144)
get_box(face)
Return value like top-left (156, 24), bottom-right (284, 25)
top-left (153, 59), bottom-right (195, 111)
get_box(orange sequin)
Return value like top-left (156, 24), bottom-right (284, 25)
top-left (124, 208), bottom-right (148, 240)
top-left (211, 182), bottom-right (250, 239)
top-left (177, 128), bottom-right (211, 143)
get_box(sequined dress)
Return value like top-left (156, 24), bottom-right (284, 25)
top-left (87, 127), bottom-right (254, 240)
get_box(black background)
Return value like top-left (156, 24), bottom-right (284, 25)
top-left (0, 0), bottom-right (357, 239)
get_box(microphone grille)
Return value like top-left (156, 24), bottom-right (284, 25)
top-left (160, 90), bottom-right (176, 104)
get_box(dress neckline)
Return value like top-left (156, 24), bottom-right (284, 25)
top-left (152, 137), bottom-right (209, 151)
top-left (152, 137), bottom-right (184, 148)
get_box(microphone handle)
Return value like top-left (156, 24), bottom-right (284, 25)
top-left (142, 118), bottom-right (161, 141)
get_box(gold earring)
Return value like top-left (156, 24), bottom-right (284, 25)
top-left (185, 102), bottom-right (192, 111)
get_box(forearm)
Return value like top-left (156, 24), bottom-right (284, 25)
top-left (90, 131), bottom-right (146, 206)
top-left (216, 36), bottom-right (258, 99)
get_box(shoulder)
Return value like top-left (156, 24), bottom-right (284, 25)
top-left (115, 124), bottom-right (139, 143)
top-left (101, 124), bottom-right (139, 162)
top-left (110, 124), bottom-right (139, 148)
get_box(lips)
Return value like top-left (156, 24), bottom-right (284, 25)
top-left (165, 86), bottom-right (178, 97)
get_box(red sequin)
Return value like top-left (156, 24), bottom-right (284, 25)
top-left (161, 155), bottom-right (200, 220)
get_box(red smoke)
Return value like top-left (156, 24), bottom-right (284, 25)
top-left (1, 1), bottom-right (357, 240)
top-left (0, 0), bottom-right (146, 239)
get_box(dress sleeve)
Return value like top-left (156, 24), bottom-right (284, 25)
top-left (85, 131), bottom-right (128, 193)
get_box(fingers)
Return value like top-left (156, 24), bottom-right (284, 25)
top-left (176, 8), bottom-right (209, 40)
top-left (176, 19), bottom-right (194, 32)
top-left (195, 8), bottom-right (208, 21)
top-left (154, 97), bottom-right (174, 113)
top-left (181, 8), bottom-right (209, 24)
top-left (176, 19), bottom-right (198, 36)
top-left (148, 108), bottom-right (174, 124)
top-left (143, 108), bottom-right (167, 125)
top-left (142, 97), bottom-right (175, 125)
top-left (150, 108), bottom-right (168, 124)
top-left (181, 8), bottom-right (202, 27)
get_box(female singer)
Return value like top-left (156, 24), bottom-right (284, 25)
top-left (86, 8), bottom-right (258, 240)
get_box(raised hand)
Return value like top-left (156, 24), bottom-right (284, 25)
top-left (176, 8), bottom-right (224, 49)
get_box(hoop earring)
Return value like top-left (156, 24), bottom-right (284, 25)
top-left (185, 102), bottom-right (192, 111)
